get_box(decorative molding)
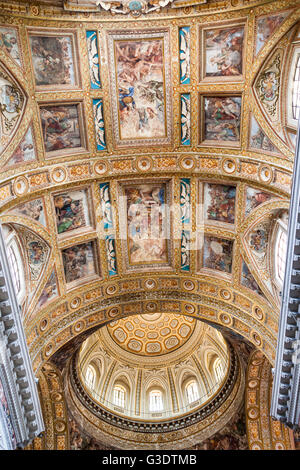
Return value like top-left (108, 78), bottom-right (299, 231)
top-left (0, 226), bottom-right (44, 448)
top-left (246, 350), bottom-right (293, 449)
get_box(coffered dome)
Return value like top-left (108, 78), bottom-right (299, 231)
top-left (75, 317), bottom-right (231, 428)
top-left (107, 313), bottom-right (196, 356)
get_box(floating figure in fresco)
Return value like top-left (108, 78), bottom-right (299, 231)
top-left (210, 97), bottom-right (241, 122)
top-left (29, 35), bottom-right (75, 86)
top-left (54, 192), bottom-right (86, 234)
top-left (206, 184), bottom-right (236, 224)
top-left (222, 98), bottom-right (241, 119)
top-left (205, 26), bottom-right (244, 77)
top-left (119, 85), bottom-right (136, 111)
top-left (203, 236), bottom-right (233, 273)
top-left (206, 121), bottom-right (239, 141)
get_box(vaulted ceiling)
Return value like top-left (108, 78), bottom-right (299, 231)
top-left (0, 0), bottom-right (298, 379)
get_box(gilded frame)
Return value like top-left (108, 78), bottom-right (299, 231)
top-left (27, 28), bottom-right (82, 92)
top-left (106, 28), bottom-right (173, 149)
top-left (38, 100), bottom-right (88, 159)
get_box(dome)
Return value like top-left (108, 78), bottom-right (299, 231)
top-left (76, 317), bottom-right (230, 422)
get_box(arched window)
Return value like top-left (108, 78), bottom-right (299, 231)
top-left (113, 385), bottom-right (126, 408)
top-left (149, 390), bottom-right (163, 412)
top-left (275, 226), bottom-right (287, 285)
top-left (5, 233), bottom-right (25, 303)
top-left (85, 365), bottom-right (96, 389)
top-left (7, 244), bottom-right (21, 294)
top-left (185, 380), bottom-right (199, 404)
top-left (214, 359), bottom-right (224, 382)
top-left (292, 54), bottom-right (300, 120)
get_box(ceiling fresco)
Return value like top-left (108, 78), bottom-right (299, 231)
top-left (0, 0), bottom-right (298, 387)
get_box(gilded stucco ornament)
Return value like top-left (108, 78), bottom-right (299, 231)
top-left (95, 0), bottom-right (176, 16)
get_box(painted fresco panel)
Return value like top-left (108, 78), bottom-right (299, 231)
top-left (204, 183), bottom-right (236, 224)
top-left (0, 27), bottom-right (21, 66)
top-left (6, 126), bottom-right (36, 167)
top-left (249, 228), bottom-right (267, 254)
top-left (26, 238), bottom-right (48, 281)
top-left (40, 104), bottom-right (83, 155)
top-left (115, 38), bottom-right (165, 139)
top-left (256, 12), bottom-right (290, 55)
top-left (12, 198), bottom-right (46, 226)
top-left (241, 261), bottom-right (263, 296)
top-left (53, 189), bottom-right (90, 235)
top-left (29, 33), bottom-right (78, 88)
top-left (22, 230), bottom-right (49, 281)
top-left (125, 183), bottom-right (168, 265)
top-left (0, 64), bottom-right (25, 154)
top-left (203, 25), bottom-right (244, 78)
top-left (62, 241), bottom-right (97, 284)
top-left (202, 96), bottom-right (241, 145)
top-left (245, 187), bottom-right (273, 216)
top-left (203, 235), bottom-right (233, 273)
top-left (249, 116), bottom-right (277, 153)
top-left (108, 30), bottom-right (172, 147)
top-left (37, 270), bottom-right (58, 308)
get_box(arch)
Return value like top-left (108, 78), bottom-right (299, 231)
top-left (85, 364), bottom-right (96, 389)
top-left (109, 374), bottom-right (131, 412)
top-left (213, 357), bottom-right (225, 383)
top-left (5, 229), bottom-right (26, 304)
top-left (0, 59), bottom-right (27, 160)
top-left (245, 350), bottom-right (294, 450)
top-left (185, 379), bottom-right (200, 404)
top-left (112, 384), bottom-right (126, 408)
top-left (148, 389), bottom-right (164, 413)
top-left (271, 214), bottom-right (288, 289)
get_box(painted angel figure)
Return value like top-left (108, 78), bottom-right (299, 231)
top-left (181, 95), bottom-right (191, 144)
top-left (179, 28), bottom-right (190, 83)
top-left (94, 100), bottom-right (105, 149)
top-left (87, 32), bottom-right (101, 87)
